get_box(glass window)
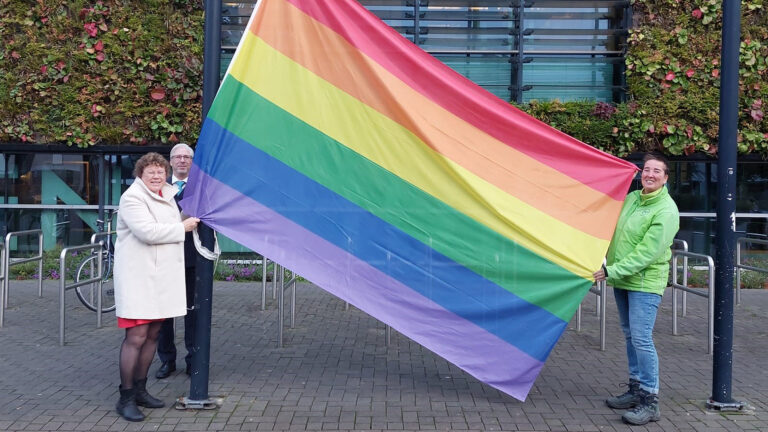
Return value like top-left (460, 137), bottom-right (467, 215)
top-left (218, 1), bottom-right (629, 102)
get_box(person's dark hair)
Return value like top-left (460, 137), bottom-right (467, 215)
top-left (643, 152), bottom-right (670, 175)
top-left (133, 152), bottom-right (170, 178)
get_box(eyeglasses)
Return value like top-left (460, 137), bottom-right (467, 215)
top-left (171, 155), bottom-right (193, 160)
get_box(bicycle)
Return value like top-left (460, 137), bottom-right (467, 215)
top-left (75, 209), bottom-right (117, 313)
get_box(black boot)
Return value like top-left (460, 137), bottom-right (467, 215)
top-left (622, 390), bottom-right (661, 425)
top-left (116, 386), bottom-right (145, 422)
top-left (134, 378), bottom-right (165, 408)
top-left (605, 379), bottom-right (642, 409)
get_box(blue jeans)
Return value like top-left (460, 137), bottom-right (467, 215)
top-left (613, 288), bottom-right (661, 394)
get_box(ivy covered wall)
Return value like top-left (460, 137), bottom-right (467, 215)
top-left (0, 0), bottom-right (204, 147)
top-left (518, 0), bottom-right (767, 157)
top-left (1, 0), bottom-right (766, 157)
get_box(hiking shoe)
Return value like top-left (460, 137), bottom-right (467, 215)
top-left (622, 390), bottom-right (661, 425)
top-left (606, 379), bottom-right (642, 409)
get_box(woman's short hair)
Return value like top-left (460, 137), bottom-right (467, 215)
top-left (643, 152), bottom-right (670, 175)
top-left (133, 152), bottom-right (170, 178)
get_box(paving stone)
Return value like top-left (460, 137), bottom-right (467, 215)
top-left (1, 281), bottom-right (767, 431)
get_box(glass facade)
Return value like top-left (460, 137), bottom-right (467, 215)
top-left (3, 151), bottom-right (768, 256)
top-left (220, 0), bottom-right (630, 102)
top-left (0, 151), bottom-right (251, 253)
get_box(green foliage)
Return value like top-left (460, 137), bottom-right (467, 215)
top-left (8, 246), bottom-right (87, 280)
top-left (0, 0), bottom-right (204, 147)
top-left (516, 0), bottom-right (768, 157)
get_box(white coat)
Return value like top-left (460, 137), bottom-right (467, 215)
top-left (113, 178), bottom-right (187, 319)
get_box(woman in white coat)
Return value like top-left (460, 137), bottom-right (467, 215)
top-left (113, 152), bottom-right (199, 422)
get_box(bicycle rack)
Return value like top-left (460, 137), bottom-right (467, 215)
top-left (1, 229), bottom-right (44, 328)
top-left (575, 279), bottom-right (607, 351)
top-left (672, 239), bottom-right (689, 316)
top-left (0, 246), bottom-right (4, 325)
top-left (735, 237), bottom-right (768, 305)
top-left (59, 242), bottom-right (103, 346)
top-left (671, 250), bottom-right (715, 354)
top-left (276, 263), bottom-right (298, 348)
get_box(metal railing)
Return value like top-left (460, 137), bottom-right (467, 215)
top-left (670, 250), bottom-right (715, 354)
top-left (575, 279), bottom-right (607, 351)
top-left (735, 237), bottom-right (768, 305)
top-left (1, 230), bottom-right (44, 327)
top-left (0, 247), bottom-right (4, 324)
top-left (672, 239), bottom-right (689, 316)
top-left (59, 243), bottom-right (103, 346)
top-left (276, 264), bottom-right (297, 348)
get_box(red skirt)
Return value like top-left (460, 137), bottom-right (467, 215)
top-left (117, 317), bottom-right (165, 329)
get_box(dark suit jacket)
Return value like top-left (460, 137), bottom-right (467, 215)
top-left (168, 177), bottom-right (196, 268)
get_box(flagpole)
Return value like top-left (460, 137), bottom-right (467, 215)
top-left (179, 0), bottom-right (220, 410)
top-left (707, 0), bottom-right (744, 412)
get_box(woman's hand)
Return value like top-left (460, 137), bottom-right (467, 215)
top-left (183, 217), bottom-right (200, 232)
top-left (593, 267), bottom-right (606, 282)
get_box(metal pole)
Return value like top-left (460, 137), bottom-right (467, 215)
top-left (290, 276), bottom-right (296, 329)
top-left (37, 231), bottom-right (43, 297)
top-left (0, 247), bottom-right (4, 327)
top-left (735, 240), bottom-right (741, 305)
top-left (186, 0), bottom-right (220, 407)
top-left (277, 264), bottom-right (284, 348)
top-left (261, 256), bottom-right (267, 311)
top-left (708, 0), bottom-right (742, 411)
top-left (96, 245), bottom-right (103, 329)
top-left (599, 280), bottom-right (606, 351)
top-left (576, 303), bottom-right (582, 331)
top-left (672, 256), bottom-right (679, 336)
top-left (59, 248), bottom-right (67, 346)
top-left (3, 235), bottom-right (9, 309)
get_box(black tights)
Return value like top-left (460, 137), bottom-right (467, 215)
top-left (119, 321), bottom-right (163, 389)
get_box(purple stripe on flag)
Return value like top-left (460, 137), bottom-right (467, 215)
top-left (181, 164), bottom-right (543, 400)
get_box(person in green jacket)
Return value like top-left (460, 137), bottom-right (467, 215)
top-left (593, 153), bottom-right (679, 426)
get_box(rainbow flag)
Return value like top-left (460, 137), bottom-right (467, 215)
top-left (180, 0), bottom-right (638, 400)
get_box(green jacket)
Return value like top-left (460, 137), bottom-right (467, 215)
top-left (605, 186), bottom-right (679, 295)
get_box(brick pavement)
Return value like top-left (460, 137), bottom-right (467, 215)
top-left (0, 279), bottom-right (766, 431)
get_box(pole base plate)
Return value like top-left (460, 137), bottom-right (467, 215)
top-left (706, 398), bottom-right (746, 412)
top-left (175, 396), bottom-right (223, 410)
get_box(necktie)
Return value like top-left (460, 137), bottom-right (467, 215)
top-left (175, 180), bottom-right (186, 197)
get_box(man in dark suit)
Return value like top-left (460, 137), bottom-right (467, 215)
top-left (155, 143), bottom-right (197, 379)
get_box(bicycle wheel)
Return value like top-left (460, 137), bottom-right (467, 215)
top-left (75, 254), bottom-right (116, 313)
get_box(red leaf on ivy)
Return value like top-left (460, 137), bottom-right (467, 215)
top-left (665, 71), bottom-right (675, 81)
top-left (751, 110), bottom-right (764, 122)
top-left (150, 87), bottom-right (166, 101)
top-left (95, 52), bottom-right (105, 62)
top-left (41, 17), bottom-right (48, 24)
top-left (685, 125), bottom-right (693, 139)
top-left (169, 133), bottom-right (179, 143)
top-left (62, 74), bottom-right (70, 83)
top-left (11, 51), bottom-right (20, 59)
top-left (692, 9), bottom-right (703, 20)
top-left (686, 69), bottom-right (695, 78)
top-left (40, 65), bottom-right (48, 74)
top-left (94, 40), bottom-right (104, 51)
top-left (55, 61), bottom-right (66, 71)
top-left (84, 22), bottom-right (98, 37)
top-left (712, 69), bottom-right (720, 77)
